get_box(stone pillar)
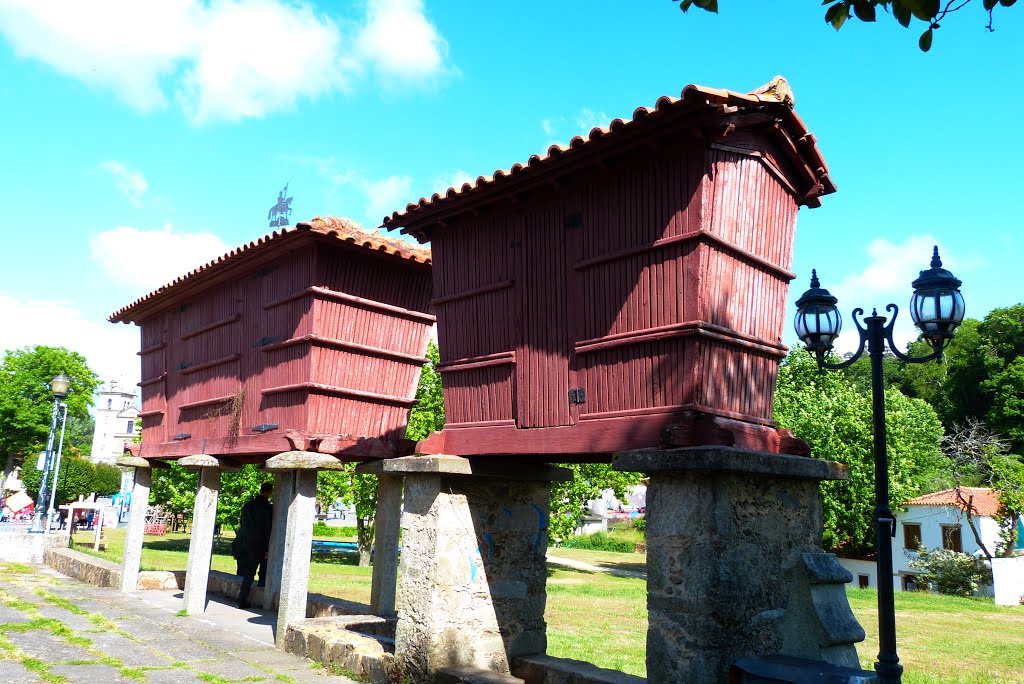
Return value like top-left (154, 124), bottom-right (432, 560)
top-left (119, 457), bottom-right (152, 593)
top-left (354, 462), bottom-right (403, 618)
top-left (614, 447), bottom-right (866, 684)
top-left (180, 456), bottom-right (222, 615)
top-left (263, 451), bottom-right (346, 648)
top-left (384, 455), bottom-right (569, 683)
top-left (263, 470), bottom-right (294, 610)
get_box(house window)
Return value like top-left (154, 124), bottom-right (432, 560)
top-left (127, 421), bottom-right (134, 434)
top-left (903, 523), bottom-right (922, 550)
top-left (942, 525), bottom-right (963, 553)
top-left (902, 574), bottom-right (919, 591)
top-left (107, 398), bottom-right (112, 409)
top-left (858, 574), bottom-right (870, 589)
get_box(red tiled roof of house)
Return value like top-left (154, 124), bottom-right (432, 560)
top-left (109, 217), bottom-right (430, 324)
top-left (384, 76), bottom-right (835, 234)
top-left (904, 487), bottom-right (1001, 517)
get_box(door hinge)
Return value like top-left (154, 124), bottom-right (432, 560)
top-left (568, 387), bottom-right (587, 405)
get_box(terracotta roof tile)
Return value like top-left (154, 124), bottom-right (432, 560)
top-left (384, 76), bottom-right (835, 231)
top-left (904, 487), bottom-right (1001, 517)
top-left (109, 217), bottom-right (430, 323)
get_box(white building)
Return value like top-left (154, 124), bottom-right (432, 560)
top-left (90, 380), bottom-right (139, 465)
top-left (840, 487), bottom-right (1023, 601)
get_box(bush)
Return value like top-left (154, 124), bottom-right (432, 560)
top-left (908, 547), bottom-right (993, 597)
top-left (92, 463), bottom-right (123, 496)
top-left (631, 517), bottom-right (645, 533)
top-left (21, 454), bottom-right (96, 505)
top-left (313, 522), bottom-right (357, 538)
top-left (564, 531), bottom-right (636, 554)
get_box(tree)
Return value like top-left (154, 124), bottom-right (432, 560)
top-left (0, 346), bottom-right (100, 468)
top-left (674, 0), bottom-right (1017, 51)
top-left (21, 454), bottom-right (96, 506)
top-left (549, 463), bottom-right (642, 545)
top-left (92, 463), bottom-right (123, 497)
top-left (218, 465), bottom-right (270, 532)
top-left (318, 466), bottom-right (377, 566)
top-left (942, 419), bottom-right (1024, 558)
top-left (149, 462), bottom-right (197, 517)
top-left (774, 347), bottom-right (946, 553)
top-left (406, 340), bottom-right (445, 441)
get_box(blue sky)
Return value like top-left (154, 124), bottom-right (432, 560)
top-left (1, 1), bottom-right (1021, 389)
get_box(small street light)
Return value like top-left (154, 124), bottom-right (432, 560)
top-left (793, 247), bottom-right (965, 684)
top-left (31, 374), bottom-right (71, 534)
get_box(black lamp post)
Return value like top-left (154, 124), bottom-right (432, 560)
top-left (31, 374), bottom-right (71, 534)
top-left (793, 247), bottom-right (965, 684)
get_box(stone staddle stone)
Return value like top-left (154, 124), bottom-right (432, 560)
top-left (614, 446), bottom-right (862, 684)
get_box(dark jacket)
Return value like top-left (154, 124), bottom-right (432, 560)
top-left (236, 495), bottom-right (273, 557)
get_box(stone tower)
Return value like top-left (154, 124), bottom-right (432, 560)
top-left (90, 379), bottom-right (139, 465)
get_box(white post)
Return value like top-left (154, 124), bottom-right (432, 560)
top-left (183, 466), bottom-right (221, 615)
top-left (120, 467), bottom-right (151, 592)
top-left (276, 470), bottom-right (316, 648)
top-left (93, 508), bottom-right (104, 551)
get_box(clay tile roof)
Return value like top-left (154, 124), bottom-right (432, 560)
top-left (904, 487), bottom-right (1001, 517)
top-left (384, 76), bottom-right (834, 232)
top-left (109, 217), bottom-right (430, 323)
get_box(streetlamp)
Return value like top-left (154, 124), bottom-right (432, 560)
top-left (793, 246), bottom-right (965, 684)
top-left (31, 374), bottom-right (70, 533)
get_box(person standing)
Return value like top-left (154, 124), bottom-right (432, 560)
top-left (235, 482), bottom-right (273, 609)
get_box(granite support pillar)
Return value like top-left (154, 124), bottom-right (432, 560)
top-left (354, 461), bottom-right (404, 618)
top-left (382, 455), bottom-right (569, 683)
top-left (263, 470), bottom-right (293, 610)
top-left (275, 469), bottom-right (317, 647)
top-left (182, 464), bottom-right (221, 615)
top-left (119, 461), bottom-right (151, 593)
top-left (614, 447), bottom-right (866, 684)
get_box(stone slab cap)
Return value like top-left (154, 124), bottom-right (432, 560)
top-left (803, 552), bottom-right (854, 585)
top-left (379, 455), bottom-right (571, 481)
top-left (613, 446), bottom-right (848, 481)
top-left (263, 450), bottom-right (347, 472)
top-left (116, 456), bottom-right (170, 468)
top-left (176, 454), bottom-right (240, 471)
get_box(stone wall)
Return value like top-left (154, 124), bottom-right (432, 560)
top-left (1, 530), bottom-right (70, 564)
top-left (44, 547), bottom-right (121, 587)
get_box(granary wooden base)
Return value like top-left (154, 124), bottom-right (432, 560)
top-left (418, 408), bottom-right (809, 459)
top-left (377, 456), bottom-right (570, 683)
top-left (614, 447), bottom-right (865, 684)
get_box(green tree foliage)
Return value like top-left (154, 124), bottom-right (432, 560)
top-left (218, 465), bottom-right (270, 532)
top-left (91, 463), bottom-right (123, 496)
top-left (21, 454), bottom-right (96, 506)
top-left (908, 547), bottom-right (992, 597)
top-left (674, 0), bottom-right (1017, 52)
top-left (0, 346), bottom-right (100, 464)
top-left (549, 464), bottom-right (643, 545)
top-left (149, 462), bottom-right (197, 516)
top-left (774, 348), bottom-right (946, 553)
top-left (61, 414), bottom-right (96, 459)
top-left (317, 466), bottom-right (377, 566)
top-left (406, 341), bottom-right (445, 441)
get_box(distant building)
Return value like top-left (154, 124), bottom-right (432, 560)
top-left (90, 380), bottom-right (139, 465)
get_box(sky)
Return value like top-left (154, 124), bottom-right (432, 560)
top-left (1, 1), bottom-right (1021, 394)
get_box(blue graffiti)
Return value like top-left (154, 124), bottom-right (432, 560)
top-left (530, 504), bottom-right (547, 550)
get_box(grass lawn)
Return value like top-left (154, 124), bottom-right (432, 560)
top-left (69, 529), bottom-right (1024, 682)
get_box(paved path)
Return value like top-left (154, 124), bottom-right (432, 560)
top-left (546, 555), bottom-right (647, 580)
top-left (0, 562), bottom-right (357, 683)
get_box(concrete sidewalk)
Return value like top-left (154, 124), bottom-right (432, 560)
top-left (0, 562), bottom-right (357, 683)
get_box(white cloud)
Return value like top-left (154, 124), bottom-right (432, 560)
top-left (98, 161), bottom-right (148, 207)
top-left (0, 0), bottom-right (452, 125)
top-left (541, 118), bottom-right (556, 136)
top-left (430, 169), bottom-right (473, 194)
top-left (355, 0), bottom-right (448, 86)
top-left (826, 235), bottom-right (963, 355)
top-left (0, 292), bottom-right (141, 388)
top-left (576, 107), bottom-right (610, 134)
top-left (363, 175), bottom-right (413, 225)
top-left (89, 224), bottom-right (229, 292)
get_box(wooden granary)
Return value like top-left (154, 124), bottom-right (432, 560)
top-left (110, 217), bottom-right (433, 462)
top-left (384, 77), bottom-right (834, 458)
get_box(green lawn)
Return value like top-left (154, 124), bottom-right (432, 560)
top-left (70, 530), bottom-right (1024, 682)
